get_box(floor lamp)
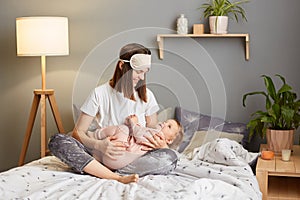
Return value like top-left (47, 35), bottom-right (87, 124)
top-left (16, 16), bottom-right (69, 166)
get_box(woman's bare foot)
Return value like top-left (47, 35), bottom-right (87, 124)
top-left (118, 174), bottom-right (139, 184)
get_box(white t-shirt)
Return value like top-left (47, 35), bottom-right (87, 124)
top-left (81, 82), bottom-right (159, 128)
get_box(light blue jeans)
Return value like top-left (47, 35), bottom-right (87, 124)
top-left (48, 133), bottom-right (178, 177)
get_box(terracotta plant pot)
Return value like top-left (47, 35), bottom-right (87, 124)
top-left (266, 129), bottom-right (294, 155)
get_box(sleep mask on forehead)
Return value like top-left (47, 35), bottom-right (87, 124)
top-left (120, 54), bottom-right (151, 70)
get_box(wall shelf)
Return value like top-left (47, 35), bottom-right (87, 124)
top-left (156, 33), bottom-right (250, 60)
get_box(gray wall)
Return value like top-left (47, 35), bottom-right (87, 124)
top-left (0, 0), bottom-right (299, 171)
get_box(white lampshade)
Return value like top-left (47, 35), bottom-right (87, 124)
top-left (16, 16), bottom-right (69, 56)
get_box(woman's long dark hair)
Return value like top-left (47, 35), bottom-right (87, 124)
top-left (109, 43), bottom-right (151, 102)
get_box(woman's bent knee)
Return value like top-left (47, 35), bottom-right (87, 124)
top-left (48, 133), bottom-right (94, 173)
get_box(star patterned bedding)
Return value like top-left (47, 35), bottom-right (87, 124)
top-left (0, 138), bottom-right (261, 200)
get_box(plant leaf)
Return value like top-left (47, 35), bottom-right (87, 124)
top-left (278, 84), bottom-right (292, 94)
top-left (242, 91), bottom-right (267, 107)
top-left (281, 106), bottom-right (295, 128)
top-left (261, 75), bottom-right (277, 101)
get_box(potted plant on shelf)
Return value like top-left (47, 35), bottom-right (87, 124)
top-left (200, 0), bottom-right (249, 34)
top-left (242, 74), bottom-right (300, 154)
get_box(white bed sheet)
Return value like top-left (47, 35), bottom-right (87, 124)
top-left (0, 139), bottom-right (262, 200)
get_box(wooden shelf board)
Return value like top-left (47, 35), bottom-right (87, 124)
top-left (156, 33), bottom-right (250, 60)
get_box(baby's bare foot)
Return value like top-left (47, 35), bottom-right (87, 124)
top-left (118, 174), bottom-right (139, 184)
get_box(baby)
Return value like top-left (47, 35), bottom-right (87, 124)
top-left (88, 115), bottom-right (183, 170)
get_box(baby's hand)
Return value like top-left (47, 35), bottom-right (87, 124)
top-left (140, 132), bottom-right (168, 150)
top-left (125, 114), bottom-right (139, 125)
top-left (129, 115), bottom-right (138, 124)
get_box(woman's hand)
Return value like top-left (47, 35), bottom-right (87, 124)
top-left (140, 131), bottom-right (169, 151)
top-left (94, 136), bottom-right (128, 159)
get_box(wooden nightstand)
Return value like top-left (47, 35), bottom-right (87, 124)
top-left (256, 144), bottom-right (300, 200)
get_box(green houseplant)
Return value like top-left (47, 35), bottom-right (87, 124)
top-left (242, 74), bottom-right (300, 153)
top-left (200, 0), bottom-right (249, 34)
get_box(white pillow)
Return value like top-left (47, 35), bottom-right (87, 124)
top-left (182, 130), bottom-right (244, 155)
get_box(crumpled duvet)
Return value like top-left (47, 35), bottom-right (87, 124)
top-left (0, 138), bottom-right (261, 200)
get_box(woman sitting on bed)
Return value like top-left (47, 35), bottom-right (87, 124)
top-left (48, 43), bottom-right (179, 184)
top-left (88, 115), bottom-right (183, 170)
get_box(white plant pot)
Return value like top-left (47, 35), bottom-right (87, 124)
top-left (209, 16), bottom-right (228, 34)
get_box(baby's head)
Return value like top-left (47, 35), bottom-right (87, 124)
top-left (159, 119), bottom-right (184, 149)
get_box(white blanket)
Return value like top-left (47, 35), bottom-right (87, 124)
top-left (0, 138), bottom-right (261, 200)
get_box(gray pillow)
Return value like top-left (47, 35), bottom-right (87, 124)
top-left (175, 108), bottom-right (200, 152)
top-left (175, 107), bottom-right (250, 152)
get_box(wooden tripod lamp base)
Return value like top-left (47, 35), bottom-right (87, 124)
top-left (18, 89), bottom-right (65, 166)
top-left (16, 17), bottom-right (69, 166)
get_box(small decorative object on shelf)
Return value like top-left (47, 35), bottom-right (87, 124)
top-left (193, 24), bottom-right (204, 34)
top-left (177, 14), bottom-right (188, 34)
top-left (261, 150), bottom-right (274, 160)
top-left (281, 149), bottom-right (291, 161)
top-left (209, 16), bottom-right (228, 34)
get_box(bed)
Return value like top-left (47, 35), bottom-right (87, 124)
top-left (0, 107), bottom-right (262, 199)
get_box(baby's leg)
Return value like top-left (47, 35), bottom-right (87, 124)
top-left (114, 125), bottom-right (130, 143)
top-left (99, 125), bottom-right (130, 142)
top-left (88, 125), bottom-right (129, 140)
top-left (101, 125), bottom-right (132, 169)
